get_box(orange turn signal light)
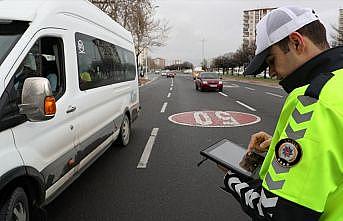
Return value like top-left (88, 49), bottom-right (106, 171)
top-left (45, 96), bottom-right (56, 115)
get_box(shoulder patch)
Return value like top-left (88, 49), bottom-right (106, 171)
top-left (275, 138), bottom-right (302, 167)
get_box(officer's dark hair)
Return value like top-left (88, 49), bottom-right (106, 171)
top-left (276, 20), bottom-right (330, 53)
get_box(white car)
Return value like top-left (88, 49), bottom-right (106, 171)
top-left (0, 0), bottom-right (139, 220)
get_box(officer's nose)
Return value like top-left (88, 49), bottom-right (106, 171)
top-left (269, 66), bottom-right (276, 78)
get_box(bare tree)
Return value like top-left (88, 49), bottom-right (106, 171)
top-left (127, 1), bottom-right (169, 64)
top-left (90, 0), bottom-right (170, 67)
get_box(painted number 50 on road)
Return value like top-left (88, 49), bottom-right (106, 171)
top-left (168, 111), bottom-right (261, 128)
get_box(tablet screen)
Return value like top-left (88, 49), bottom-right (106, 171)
top-left (200, 139), bottom-right (262, 178)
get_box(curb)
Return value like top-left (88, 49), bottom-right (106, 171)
top-left (139, 76), bottom-right (158, 88)
top-left (222, 78), bottom-right (281, 89)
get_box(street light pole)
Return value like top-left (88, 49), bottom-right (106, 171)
top-left (202, 39), bottom-right (205, 62)
top-left (201, 38), bottom-right (206, 70)
top-left (145, 48), bottom-right (148, 78)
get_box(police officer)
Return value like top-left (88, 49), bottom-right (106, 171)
top-left (221, 6), bottom-right (343, 220)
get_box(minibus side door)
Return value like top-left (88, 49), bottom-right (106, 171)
top-left (8, 29), bottom-right (78, 199)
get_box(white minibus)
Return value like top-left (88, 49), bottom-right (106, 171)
top-left (0, 0), bottom-right (139, 220)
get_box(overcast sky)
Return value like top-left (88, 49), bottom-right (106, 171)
top-left (150, 0), bottom-right (343, 66)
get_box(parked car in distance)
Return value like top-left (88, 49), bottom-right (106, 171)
top-left (161, 70), bottom-right (167, 76)
top-left (167, 71), bottom-right (175, 78)
top-left (183, 69), bottom-right (192, 74)
top-left (195, 72), bottom-right (223, 92)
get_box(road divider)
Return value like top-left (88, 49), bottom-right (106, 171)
top-left (265, 92), bottom-right (283, 98)
top-left (137, 128), bottom-right (159, 169)
top-left (236, 101), bottom-right (256, 112)
top-left (160, 102), bottom-right (168, 113)
top-left (219, 92), bottom-right (228, 97)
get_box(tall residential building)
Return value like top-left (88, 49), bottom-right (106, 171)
top-left (172, 59), bottom-right (182, 65)
top-left (339, 8), bottom-right (343, 45)
top-left (152, 58), bottom-right (166, 69)
top-left (243, 7), bottom-right (275, 47)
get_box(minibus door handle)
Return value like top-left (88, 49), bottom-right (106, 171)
top-left (66, 106), bottom-right (77, 114)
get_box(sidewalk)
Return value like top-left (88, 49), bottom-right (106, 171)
top-left (222, 75), bottom-right (281, 88)
top-left (138, 77), bottom-right (150, 86)
top-left (138, 73), bottom-right (158, 86)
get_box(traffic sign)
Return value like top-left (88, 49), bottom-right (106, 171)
top-left (168, 111), bottom-right (261, 127)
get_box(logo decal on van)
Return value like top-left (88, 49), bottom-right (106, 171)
top-left (77, 40), bottom-right (86, 54)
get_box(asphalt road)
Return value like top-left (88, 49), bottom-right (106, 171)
top-left (46, 74), bottom-right (285, 221)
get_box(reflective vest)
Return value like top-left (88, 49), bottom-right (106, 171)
top-left (259, 69), bottom-right (343, 220)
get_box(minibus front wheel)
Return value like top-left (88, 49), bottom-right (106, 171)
top-left (0, 187), bottom-right (29, 221)
top-left (118, 114), bottom-right (131, 146)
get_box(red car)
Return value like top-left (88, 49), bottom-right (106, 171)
top-left (195, 72), bottom-right (223, 92)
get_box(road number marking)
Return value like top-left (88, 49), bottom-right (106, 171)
top-left (168, 111), bottom-right (260, 128)
top-left (194, 111), bottom-right (213, 126)
top-left (215, 111), bottom-right (240, 126)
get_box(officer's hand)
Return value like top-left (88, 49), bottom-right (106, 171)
top-left (247, 131), bottom-right (272, 153)
top-left (217, 164), bottom-right (229, 173)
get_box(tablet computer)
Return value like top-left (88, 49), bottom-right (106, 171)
top-left (200, 139), bottom-right (263, 179)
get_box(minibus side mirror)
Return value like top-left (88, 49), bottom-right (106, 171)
top-left (19, 77), bottom-right (56, 121)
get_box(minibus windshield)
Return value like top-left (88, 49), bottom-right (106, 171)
top-left (0, 21), bottom-right (29, 67)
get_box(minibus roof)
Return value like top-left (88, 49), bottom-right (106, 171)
top-left (0, 0), bottom-right (132, 42)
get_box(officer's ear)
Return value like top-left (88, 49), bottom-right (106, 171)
top-left (289, 32), bottom-right (305, 54)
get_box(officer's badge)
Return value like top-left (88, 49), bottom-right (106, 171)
top-left (275, 138), bottom-right (302, 167)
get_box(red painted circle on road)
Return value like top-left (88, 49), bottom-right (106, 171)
top-left (168, 111), bottom-right (261, 128)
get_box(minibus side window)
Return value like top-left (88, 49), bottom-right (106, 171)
top-left (0, 37), bottom-right (65, 131)
top-left (76, 33), bottom-right (136, 91)
top-left (12, 37), bottom-right (65, 103)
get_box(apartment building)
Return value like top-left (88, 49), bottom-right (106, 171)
top-left (243, 7), bottom-right (275, 47)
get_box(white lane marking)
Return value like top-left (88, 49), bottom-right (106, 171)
top-left (224, 83), bottom-right (239, 88)
top-left (137, 128), bottom-right (159, 168)
top-left (167, 93), bottom-right (171, 98)
top-left (160, 102), bottom-right (168, 113)
top-left (219, 92), bottom-right (228, 97)
top-left (236, 101), bottom-right (256, 112)
top-left (245, 87), bottom-right (255, 91)
top-left (170, 87), bottom-right (173, 91)
top-left (265, 92), bottom-right (283, 98)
